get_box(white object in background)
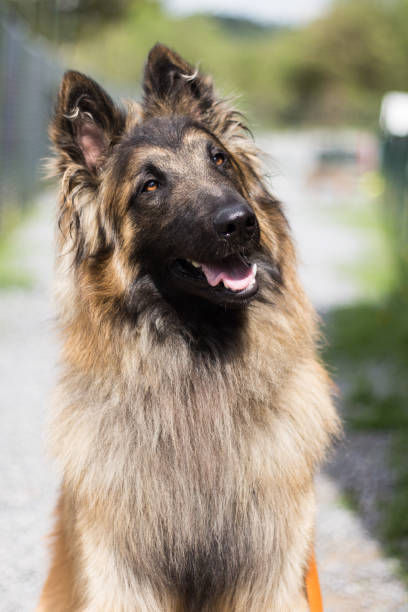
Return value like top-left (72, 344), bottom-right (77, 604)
top-left (380, 91), bottom-right (408, 137)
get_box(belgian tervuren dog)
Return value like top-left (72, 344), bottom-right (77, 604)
top-left (37, 44), bottom-right (338, 611)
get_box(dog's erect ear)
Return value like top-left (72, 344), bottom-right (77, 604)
top-left (143, 44), bottom-right (215, 117)
top-left (51, 71), bottom-right (125, 172)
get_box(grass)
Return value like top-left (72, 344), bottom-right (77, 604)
top-left (385, 435), bottom-right (408, 568)
top-left (338, 489), bottom-right (359, 512)
top-left (322, 177), bottom-right (398, 299)
top-left (320, 178), bottom-right (408, 574)
top-left (324, 295), bottom-right (408, 574)
top-left (0, 206), bottom-right (34, 290)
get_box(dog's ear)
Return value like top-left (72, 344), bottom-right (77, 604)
top-left (50, 71), bottom-right (125, 173)
top-left (143, 44), bottom-right (215, 117)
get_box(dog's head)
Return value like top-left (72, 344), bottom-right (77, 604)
top-left (51, 44), bottom-right (293, 316)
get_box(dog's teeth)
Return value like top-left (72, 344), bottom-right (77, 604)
top-left (190, 261), bottom-right (200, 268)
top-left (252, 263), bottom-right (257, 277)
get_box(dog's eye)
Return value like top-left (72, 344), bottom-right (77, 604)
top-left (212, 152), bottom-right (226, 167)
top-left (143, 179), bottom-right (159, 193)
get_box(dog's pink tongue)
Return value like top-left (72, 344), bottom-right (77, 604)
top-left (201, 256), bottom-right (256, 292)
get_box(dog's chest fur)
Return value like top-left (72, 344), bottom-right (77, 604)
top-left (52, 302), bottom-right (331, 608)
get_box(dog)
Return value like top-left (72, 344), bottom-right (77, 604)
top-left (37, 44), bottom-right (339, 611)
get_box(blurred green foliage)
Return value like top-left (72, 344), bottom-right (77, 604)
top-left (323, 159), bottom-right (408, 573)
top-left (56, 0), bottom-right (408, 128)
top-left (322, 135), bottom-right (408, 573)
top-left (325, 294), bottom-right (408, 572)
top-left (0, 207), bottom-right (33, 289)
top-left (7, 0), bottom-right (408, 126)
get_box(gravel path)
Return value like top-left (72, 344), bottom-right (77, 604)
top-left (0, 195), bottom-right (57, 611)
top-left (257, 130), bottom-right (373, 310)
top-left (316, 473), bottom-right (408, 611)
top-left (1, 145), bottom-right (407, 610)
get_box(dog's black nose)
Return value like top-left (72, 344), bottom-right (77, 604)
top-left (214, 203), bottom-right (257, 242)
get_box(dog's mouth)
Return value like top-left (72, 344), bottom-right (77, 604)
top-left (169, 253), bottom-right (258, 305)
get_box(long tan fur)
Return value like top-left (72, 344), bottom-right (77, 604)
top-left (37, 44), bottom-right (339, 611)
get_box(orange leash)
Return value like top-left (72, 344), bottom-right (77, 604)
top-left (305, 550), bottom-right (323, 612)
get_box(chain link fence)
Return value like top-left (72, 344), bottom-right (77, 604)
top-left (0, 7), bottom-right (61, 217)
